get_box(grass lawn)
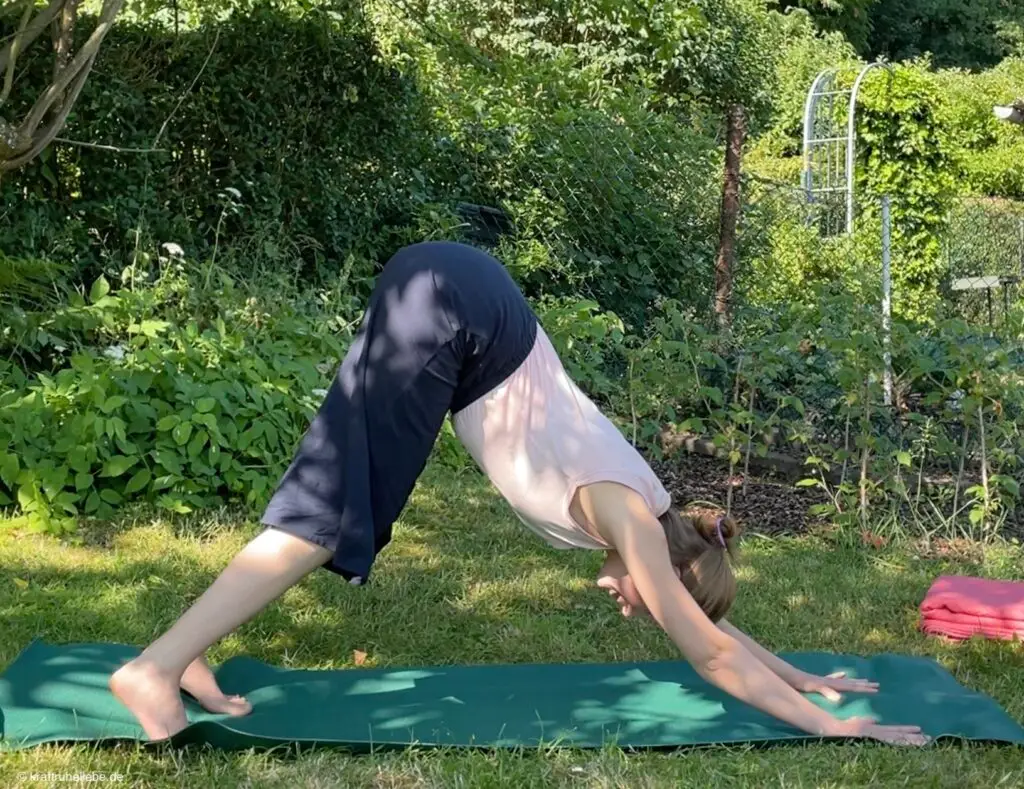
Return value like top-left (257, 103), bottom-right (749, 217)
top-left (1, 462), bottom-right (1023, 788)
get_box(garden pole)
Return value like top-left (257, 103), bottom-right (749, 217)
top-left (882, 195), bottom-right (893, 407)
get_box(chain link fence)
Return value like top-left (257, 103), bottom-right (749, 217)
top-left (942, 197), bottom-right (1024, 329)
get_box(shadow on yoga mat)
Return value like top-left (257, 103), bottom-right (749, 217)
top-left (2, 641), bottom-right (1023, 751)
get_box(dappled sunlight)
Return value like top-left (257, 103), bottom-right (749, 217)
top-left (860, 628), bottom-right (899, 648)
top-left (455, 567), bottom-right (585, 615)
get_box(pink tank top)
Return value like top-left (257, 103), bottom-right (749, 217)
top-left (452, 326), bottom-right (672, 550)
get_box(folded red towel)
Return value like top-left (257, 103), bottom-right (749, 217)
top-left (920, 575), bottom-right (1024, 641)
top-left (921, 610), bottom-right (1024, 641)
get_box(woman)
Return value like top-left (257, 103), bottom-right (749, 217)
top-left (111, 241), bottom-right (926, 746)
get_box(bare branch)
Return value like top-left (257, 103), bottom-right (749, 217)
top-left (53, 136), bottom-right (166, 153)
top-left (0, 0), bottom-right (64, 76)
top-left (52, 0), bottom-right (81, 81)
top-left (2, 0), bottom-right (38, 106)
top-left (152, 27), bottom-right (219, 148)
top-left (1, 48), bottom-right (94, 170)
top-left (20, 0), bottom-right (124, 139)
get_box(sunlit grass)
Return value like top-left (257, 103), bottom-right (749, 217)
top-left (2, 463), bottom-right (1023, 788)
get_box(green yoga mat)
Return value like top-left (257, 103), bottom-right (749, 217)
top-left (2, 641), bottom-right (1023, 751)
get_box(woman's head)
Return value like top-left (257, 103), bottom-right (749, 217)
top-left (659, 508), bottom-right (741, 622)
top-left (596, 507), bottom-right (741, 622)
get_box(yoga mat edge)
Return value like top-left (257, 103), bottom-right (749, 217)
top-left (2, 641), bottom-right (1022, 752)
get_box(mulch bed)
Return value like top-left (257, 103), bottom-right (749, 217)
top-left (647, 452), bottom-right (830, 537)
top-left (648, 450), bottom-right (1024, 543)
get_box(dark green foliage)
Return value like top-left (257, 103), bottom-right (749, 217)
top-left (775, 0), bottom-right (877, 54)
top-left (866, 0), bottom-right (1024, 71)
top-left (778, 0), bottom-right (1024, 70)
top-left (2, 6), bottom-right (440, 287)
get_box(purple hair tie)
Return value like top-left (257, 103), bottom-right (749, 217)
top-left (714, 516), bottom-right (727, 547)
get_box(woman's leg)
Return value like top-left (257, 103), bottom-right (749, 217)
top-left (109, 527), bottom-right (330, 740)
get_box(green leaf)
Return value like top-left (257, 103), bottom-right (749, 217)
top-left (84, 490), bottom-right (101, 513)
top-left (74, 472), bottom-right (94, 491)
top-left (154, 450), bottom-right (183, 475)
top-left (89, 276), bottom-right (111, 303)
top-left (100, 488), bottom-right (123, 505)
top-left (101, 455), bottom-right (137, 478)
top-left (158, 495), bottom-right (192, 514)
top-left (187, 430), bottom-right (208, 459)
top-left (700, 386), bottom-right (724, 406)
top-left (195, 397), bottom-right (216, 413)
top-left (0, 453), bottom-right (19, 488)
top-left (124, 468), bottom-right (152, 495)
top-left (172, 421), bottom-right (193, 446)
top-left (156, 415), bottom-right (179, 431)
top-left (193, 413), bottom-right (217, 431)
top-left (237, 427), bottom-right (256, 450)
top-left (795, 478), bottom-right (819, 488)
top-left (968, 507), bottom-right (985, 525)
top-left (137, 320), bottom-right (170, 338)
top-left (68, 448), bottom-right (91, 473)
top-left (101, 395), bottom-right (128, 414)
top-left (896, 451), bottom-right (912, 467)
top-left (997, 476), bottom-right (1020, 498)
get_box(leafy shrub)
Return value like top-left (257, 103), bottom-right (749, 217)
top-left (2, 6), bottom-right (440, 286)
top-left (855, 62), bottom-right (959, 321)
top-left (0, 265), bottom-right (350, 533)
top-left (611, 292), bottom-right (1024, 537)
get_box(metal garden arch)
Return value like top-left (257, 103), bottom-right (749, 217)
top-left (801, 62), bottom-right (893, 236)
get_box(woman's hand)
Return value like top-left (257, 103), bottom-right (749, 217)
top-left (791, 670), bottom-right (879, 703)
top-left (825, 716), bottom-right (930, 746)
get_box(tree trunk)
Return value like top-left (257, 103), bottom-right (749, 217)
top-left (714, 103), bottom-right (746, 330)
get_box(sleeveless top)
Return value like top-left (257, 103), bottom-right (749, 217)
top-left (452, 325), bottom-right (672, 549)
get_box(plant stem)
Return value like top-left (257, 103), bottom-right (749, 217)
top-left (742, 386), bottom-right (756, 497)
top-left (627, 350), bottom-right (638, 447)
top-left (839, 409), bottom-right (851, 491)
top-left (858, 379), bottom-right (870, 525)
top-left (978, 403), bottom-right (989, 530)
top-left (952, 423), bottom-right (970, 523)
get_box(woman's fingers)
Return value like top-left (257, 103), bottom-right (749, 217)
top-left (844, 717), bottom-right (929, 746)
top-left (820, 686), bottom-right (842, 703)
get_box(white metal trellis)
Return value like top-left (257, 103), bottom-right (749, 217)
top-left (802, 62), bottom-right (892, 236)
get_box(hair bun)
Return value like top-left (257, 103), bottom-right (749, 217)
top-left (694, 511), bottom-right (741, 550)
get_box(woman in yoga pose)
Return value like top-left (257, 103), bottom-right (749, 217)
top-left (111, 241), bottom-right (926, 746)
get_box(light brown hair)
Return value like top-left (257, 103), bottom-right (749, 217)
top-left (658, 508), bottom-right (741, 622)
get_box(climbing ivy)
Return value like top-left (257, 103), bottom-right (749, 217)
top-left (855, 62), bottom-right (959, 321)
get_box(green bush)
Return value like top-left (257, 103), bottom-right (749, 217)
top-left (2, 6), bottom-right (441, 286)
top-left (0, 264), bottom-right (350, 533)
top-left (936, 57), bottom-right (1024, 200)
top-left (608, 291), bottom-right (1024, 537)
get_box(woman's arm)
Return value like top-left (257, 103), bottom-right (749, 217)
top-left (717, 619), bottom-right (805, 685)
top-left (579, 482), bottom-right (923, 744)
top-left (719, 619), bottom-right (880, 701)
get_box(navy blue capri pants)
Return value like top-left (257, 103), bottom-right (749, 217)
top-left (261, 241), bottom-right (538, 583)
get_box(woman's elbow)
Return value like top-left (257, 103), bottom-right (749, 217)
top-left (691, 634), bottom-right (741, 678)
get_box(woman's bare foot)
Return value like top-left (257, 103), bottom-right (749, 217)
top-left (109, 659), bottom-right (189, 741)
top-left (181, 656), bottom-right (251, 716)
